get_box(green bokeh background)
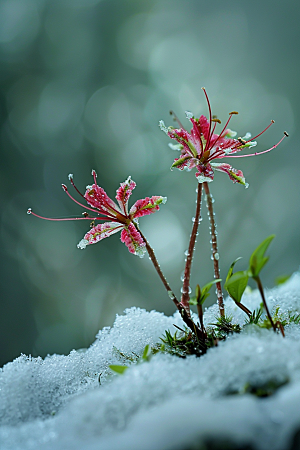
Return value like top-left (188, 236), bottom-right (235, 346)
top-left (1, 0), bottom-right (299, 366)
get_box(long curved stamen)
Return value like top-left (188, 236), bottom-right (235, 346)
top-left (170, 110), bottom-right (184, 129)
top-left (224, 133), bottom-right (287, 158)
top-left (233, 120), bottom-right (275, 150)
top-left (201, 87), bottom-right (213, 151)
top-left (62, 184), bottom-right (116, 219)
top-left (27, 209), bottom-right (116, 222)
top-left (92, 169), bottom-right (97, 185)
top-left (209, 113), bottom-right (236, 152)
top-left (68, 174), bottom-right (85, 199)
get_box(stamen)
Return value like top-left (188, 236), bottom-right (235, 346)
top-left (61, 184), bottom-right (116, 218)
top-left (68, 174), bottom-right (85, 198)
top-left (91, 169), bottom-right (97, 185)
top-left (211, 118), bottom-right (221, 124)
top-left (234, 120), bottom-right (275, 149)
top-left (224, 133), bottom-right (287, 158)
top-left (284, 131), bottom-right (289, 137)
top-left (201, 87), bottom-right (213, 151)
top-left (27, 209), bottom-right (110, 222)
top-left (169, 110), bottom-right (184, 129)
top-left (207, 112), bottom-right (235, 153)
top-left (229, 111), bottom-right (239, 115)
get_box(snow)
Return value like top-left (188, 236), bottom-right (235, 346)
top-left (1, 273), bottom-right (300, 449)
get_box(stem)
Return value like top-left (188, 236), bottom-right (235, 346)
top-left (255, 276), bottom-right (276, 332)
top-left (181, 183), bottom-right (203, 310)
top-left (197, 303), bottom-right (205, 334)
top-left (235, 301), bottom-right (252, 317)
top-left (137, 228), bottom-right (206, 342)
top-left (203, 182), bottom-right (225, 317)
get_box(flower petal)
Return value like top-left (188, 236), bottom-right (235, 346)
top-left (85, 185), bottom-right (120, 215)
top-left (198, 115), bottom-right (210, 141)
top-left (115, 176), bottom-right (136, 214)
top-left (211, 162), bottom-right (248, 186)
top-left (77, 222), bottom-right (123, 249)
top-left (195, 163), bottom-right (214, 183)
top-left (120, 223), bottom-right (146, 257)
top-left (130, 196), bottom-right (167, 219)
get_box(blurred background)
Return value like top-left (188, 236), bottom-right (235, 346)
top-left (0, 0), bottom-right (299, 366)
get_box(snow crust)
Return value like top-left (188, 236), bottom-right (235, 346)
top-left (1, 273), bottom-right (300, 449)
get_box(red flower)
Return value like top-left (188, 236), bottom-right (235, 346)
top-left (160, 88), bottom-right (287, 187)
top-left (28, 171), bottom-right (166, 258)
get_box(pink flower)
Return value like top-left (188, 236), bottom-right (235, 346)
top-left (159, 88), bottom-right (288, 186)
top-left (27, 171), bottom-right (166, 258)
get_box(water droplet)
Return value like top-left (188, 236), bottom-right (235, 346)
top-left (168, 290), bottom-right (175, 300)
top-left (214, 252), bottom-right (219, 260)
top-left (181, 286), bottom-right (192, 294)
top-left (184, 249), bottom-right (189, 256)
top-left (245, 183), bottom-right (249, 189)
top-left (27, 208), bottom-right (32, 215)
top-left (180, 271), bottom-right (185, 282)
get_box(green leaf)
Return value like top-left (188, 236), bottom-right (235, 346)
top-left (109, 365), bottom-right (128, 375)
top-left (225, 257), bottom-right (242, 284)
top-left (248, 235), bottom-right (275, 278)
top-left (142, 344), bottom-right (151, 361)
top-left (189, 279), bottom-right (222, 305)
top-left (275, 274), bottom-right (291, 286)
top-left (224, 270), bottom-right (249, 303)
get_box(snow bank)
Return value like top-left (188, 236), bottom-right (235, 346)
top-left (1, 273), bottom-right (300, 450)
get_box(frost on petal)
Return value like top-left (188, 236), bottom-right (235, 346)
top-left (120, 223), bottom-right (146, 257)
top-left (211, 162), bottom-right (247, 186)
top-left (185, 111), bottom-right (194, 120)
top-left (222, 128), bottom-right (237, 138)
top-left (168, 143), bottom-right (183, 151)
top-left (77, 239), bottom-right (89, 249)
top-left (159, 120), bottom-right (169, 134)
top-left (130, 196), bottom-right (167, 219)
top-left (195, 163), bottom-right (214, 183)
top-left (80, 222), bottom-right (123, 247)
top-left (116, 176), bottom-right (136, 214)
top-left (85, 184), bottom-right (120, 215)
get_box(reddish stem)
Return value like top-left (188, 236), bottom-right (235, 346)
top-left (137, 227), bottom-right (206, 342)
top-left (181, 183), bottom-right (203, 310)
top-left (203, 182), bottom-right (225, 317)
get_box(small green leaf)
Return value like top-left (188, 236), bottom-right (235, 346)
top-left (189, 279), bottom-right (222, 305)
top-left (109, 365), bottom-right (128, 375)
top-left (225, 257), bottom-right (242, 284)
top-left (142, 344), bottom-right (151, 361)
top-left (275, 274), bottom-right (291, 286)
top-left (189, 296), bottom-right (198, 306)
top-left (224, 270), bottom-right (249, 303)
top-left (248, 235), bottom-right (275, 278)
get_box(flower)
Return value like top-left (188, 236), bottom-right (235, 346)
top-left (27, 171), bottom-right (167, 258)
top-left (159, 88), bottom-right (287, 186)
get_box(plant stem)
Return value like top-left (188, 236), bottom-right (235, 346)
top-left (235, 301), bottom-right (252, 317)
top-left (137, 227), bottom-right (206, 342)
top-left (255, 276), bottom-right (276, 332)
top-left (181, 183), bottom-right (203, 310)
top-left (203, 182), bottom-right (224, 317)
